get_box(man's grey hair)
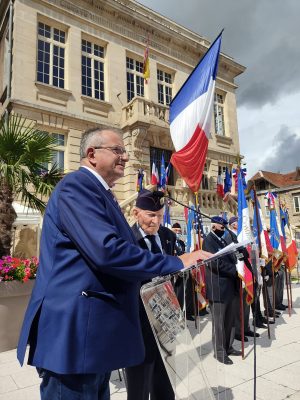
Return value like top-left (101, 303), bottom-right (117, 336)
top-left (80, 126), bottom-right (123, 159)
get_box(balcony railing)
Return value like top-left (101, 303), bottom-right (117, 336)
top-left (122, 97), bottom-right (169, 128)
top-left (120, 185), bottom-right (237, 224)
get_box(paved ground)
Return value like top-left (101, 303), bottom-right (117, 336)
top-left (1, 283), bottom-right (300, 399)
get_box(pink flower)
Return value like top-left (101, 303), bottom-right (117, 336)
top-left (0, 256), bottom-right (39, 282)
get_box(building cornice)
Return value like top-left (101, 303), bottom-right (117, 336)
top-left (36, 0), bottom-right (245, 78)
top-left (207, 149), bottom-right (240, 164)
top-left (3, 98), bottom-right (114, 126)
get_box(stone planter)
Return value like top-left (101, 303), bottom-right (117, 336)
top-left (0, 280), bottom-right (35, 352)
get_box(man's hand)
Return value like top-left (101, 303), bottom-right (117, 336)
top-left (178, 250), bottom-right (213, 268)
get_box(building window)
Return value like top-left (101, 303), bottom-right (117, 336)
top-left (51, 133), bottom-right (65, 171)
top-left (201, 175), bottom-right (209, 190)
top-left (81, 39), bottom-right (105, 100)
top-left (150, 147), bottom-right (174, 186)
top-left (294, 195), bottom-right (300, 213)
top-left (126, 57), bottom-right (144, 102)
top-left (214, 93), bottom-right (225, 136)
top-left (157, 69), bottom-right (172, 106)
top-left (37, 22), bottom-right (66, 88)
top-left (201, 162), bottom-right (209, 190)
top-left (256, 180), bottom-right (267, 191)
top-left (218, 164), bottom-right (227, 176)
top-left (0, 26), bottom-right (9, 99)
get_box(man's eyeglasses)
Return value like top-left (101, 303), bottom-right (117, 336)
top-left (93, 146), bottom-right (129, 157)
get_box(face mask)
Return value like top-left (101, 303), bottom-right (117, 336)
top-left (214, 229), bottom-right (225, 238)
top-left (176, 233), bottom-right (182, 239)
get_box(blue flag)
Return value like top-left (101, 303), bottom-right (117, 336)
top-left (186, 206), bottom-right (195, 253)
top-left (163, 205), bottom-right (171, 227)
top-left (136, 169), bottom-right (144, 192)
top-left (279, 203), bottom-right (288, 240)
top-left (269, 208), bottom-right (281, 250)
top-left (224, 167), bottom-right (232, 194)
top-left (160, 153), bottom-right (167, 189)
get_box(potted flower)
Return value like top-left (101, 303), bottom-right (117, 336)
top-left (0, 256), bottom-right (38, 282)
top-left (0, 256), bottom-right (39, 352)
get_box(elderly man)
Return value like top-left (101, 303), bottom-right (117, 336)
top-left (203, 216), bottom-right (241, 365)
top-left (126, 190), bottom-right (191, 400)
top-left (17, 127), bottom-right (210, 400)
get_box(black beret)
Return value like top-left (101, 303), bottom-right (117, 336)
top-left (229, 216), bottom-right (238, 225)
top-left (211, 216), bottom-right (228, 225)
top-left (172, 222), bottom-right (181, 229)
top-left (136, 189), bottom-right (165, 211)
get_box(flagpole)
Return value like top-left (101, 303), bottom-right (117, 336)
top-left (271, 261), bottom-right (276, 323)
top-left (284, 266), bottom-right (291, 317)
top-left (269, 194), bottom-right (277, 324)
top-left (193, 191), bottom-right (202, 330)
top-left (253, 186), bottom-right (271, 339)
top-left (289, 269), bottom-right (293, 307)
top-left (236, 164), bottom-right (246, 359)
top-left (239, 280), bottom-right (245, 359)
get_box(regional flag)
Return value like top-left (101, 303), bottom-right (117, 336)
top-left (169, 33), bottom-right (222, 193)
top-left (224, 167), bottom-right (232, 195)
top-left (136, 169), bottom-right (144, 192)
top-left (159, 153), bottom-right (167, 189)
top-left (143, 40), bottom-right (150, 83)
top-left (237, 169), bottom-right (254, 304)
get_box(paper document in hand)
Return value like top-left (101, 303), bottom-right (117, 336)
top-left (180, 240), bottom-right (253, 273)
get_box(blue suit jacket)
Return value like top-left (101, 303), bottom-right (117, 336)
top-left (17, 168), bottom-right (182, 374)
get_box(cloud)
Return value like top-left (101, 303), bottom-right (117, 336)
top-left (138, 0), bottom-right (300, 177)
top-left (138, 0), bottom-right (300, 109)
top-left (260, 126), bottom-right (300, 172)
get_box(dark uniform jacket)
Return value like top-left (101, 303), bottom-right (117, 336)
top-left (203, 231), bottom-right (239, 303)
top-left (132, 223), bottom-right (176, 362)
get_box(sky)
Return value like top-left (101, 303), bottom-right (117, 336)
top-left (138, 0), bottom-right (300, 177)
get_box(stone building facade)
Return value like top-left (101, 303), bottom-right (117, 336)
top-left (0, 0), bottom-right (244, 242)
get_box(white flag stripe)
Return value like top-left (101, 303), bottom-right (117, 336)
top-left (170, 78), bottom-right (215, 151)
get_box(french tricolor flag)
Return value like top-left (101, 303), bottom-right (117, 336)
top-left (169, 33), bottom-right (222, 193)
top-left (151, 161), bottom-right (159, 185)
top-left (237, 170), bottom-right (254, 304)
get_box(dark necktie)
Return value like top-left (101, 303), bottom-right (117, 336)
top-left (107, 189), bottom-right (120, 209)
top-left (146, 235), bottom-right (162, 254)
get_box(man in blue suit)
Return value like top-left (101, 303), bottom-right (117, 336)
top-left (17, 126), bottom-right (210, 400)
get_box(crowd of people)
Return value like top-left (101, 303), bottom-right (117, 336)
top-left (16, 126), bottom-right (289, 399)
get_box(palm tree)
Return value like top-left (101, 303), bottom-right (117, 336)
top-left (0, 114), bottom-right (63, 257)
